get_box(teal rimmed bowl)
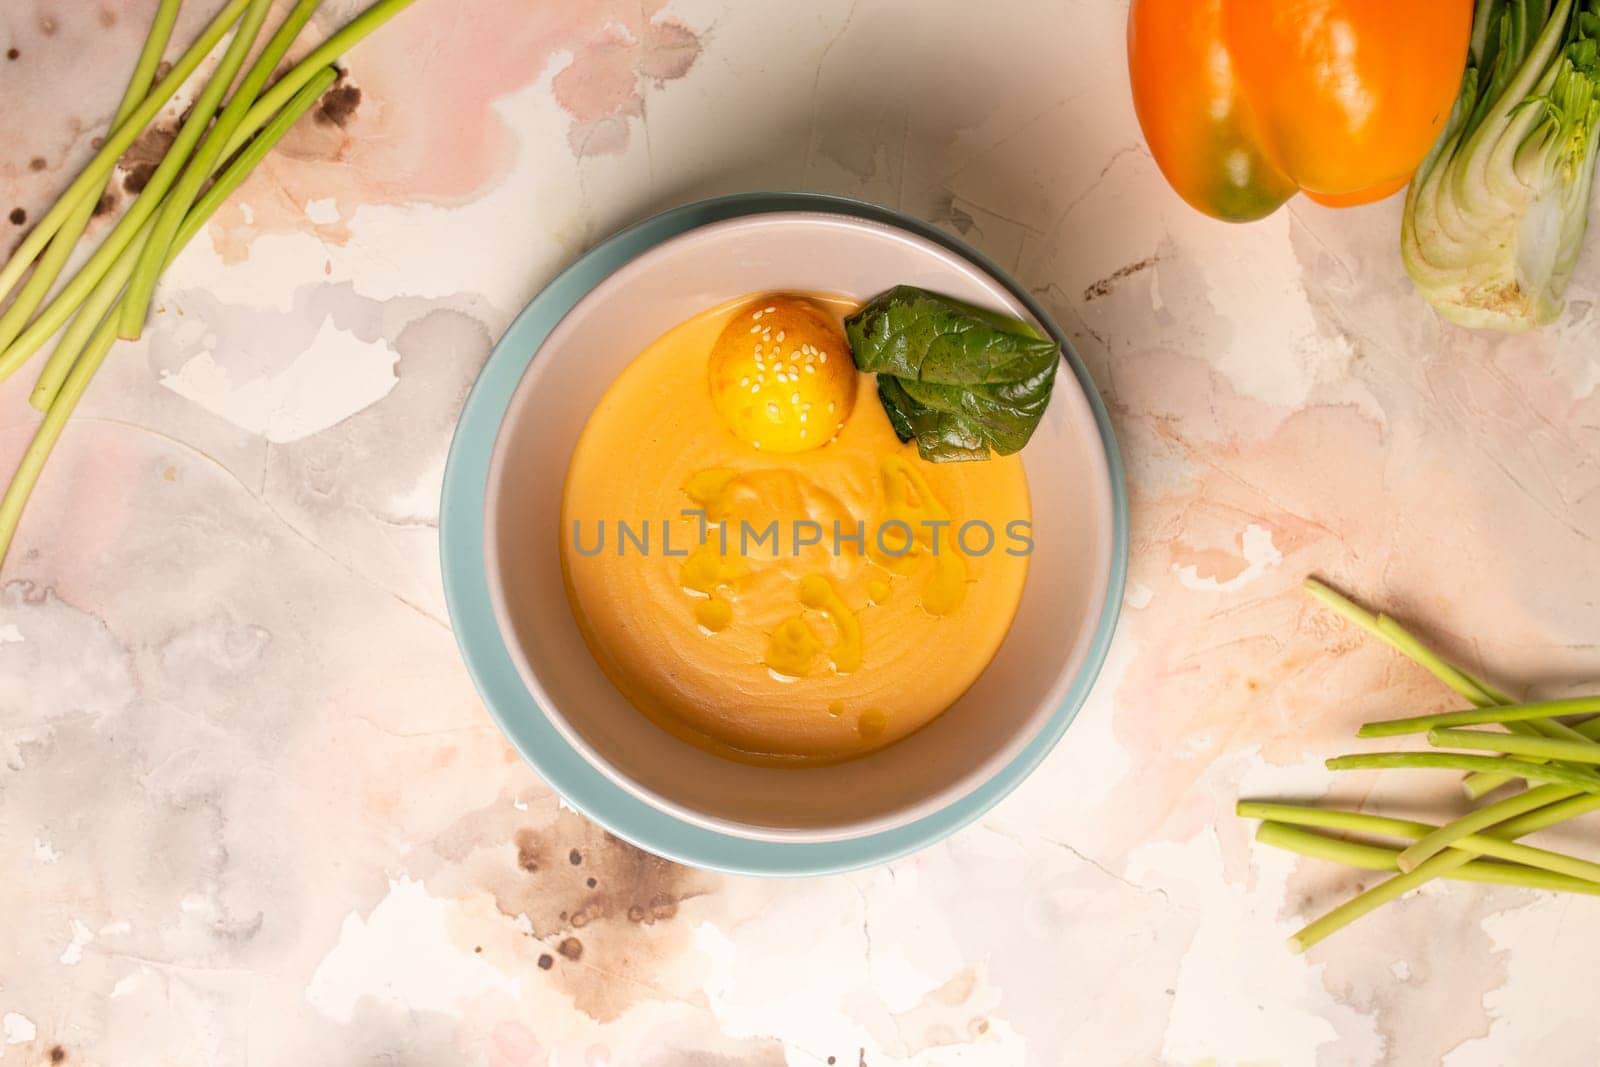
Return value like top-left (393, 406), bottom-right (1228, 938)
top-left (441, 193), bottom-right (1127, 875)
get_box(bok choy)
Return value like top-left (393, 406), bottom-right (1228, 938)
top-left (1402, 0), bottom-right (1600, 331)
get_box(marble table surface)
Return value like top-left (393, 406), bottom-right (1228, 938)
top-left (3, 2), bottom-right (1599, 1064)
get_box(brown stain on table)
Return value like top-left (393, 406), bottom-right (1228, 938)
top-left (121, 122), bottom-right (178, 194)
top-left (416, 798), bottom-right (718, 1023)
top-left (513, 827), bottom-right (545, 872)
top-left (1083, 256), bottom-right (1157, 302)
top-left (315, 82), bottom-right (362, 128)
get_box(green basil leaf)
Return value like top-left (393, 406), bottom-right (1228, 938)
top-left (846, 286), bottom-right (1059, 462)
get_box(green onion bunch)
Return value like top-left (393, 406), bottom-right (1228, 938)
top-left (1239, 578), bottom-right (1600, 952)
top-left (0, 0), bottom-right (420, 565)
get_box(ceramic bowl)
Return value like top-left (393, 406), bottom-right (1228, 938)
top-left (480, 210), bottom-right (1116, 844)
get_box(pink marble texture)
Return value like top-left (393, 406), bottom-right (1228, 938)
top-left (1, 1), bottom-right (1597, 1064)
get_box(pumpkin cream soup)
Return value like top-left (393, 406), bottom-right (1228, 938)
top-left (560, 294), bottom-right (1032, 766)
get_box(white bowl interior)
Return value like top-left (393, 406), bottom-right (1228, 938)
top-left (486, 213), bottom-right (1113, 842)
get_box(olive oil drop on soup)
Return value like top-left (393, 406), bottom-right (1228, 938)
top-left (559, 294), bottom-right (1032, 766)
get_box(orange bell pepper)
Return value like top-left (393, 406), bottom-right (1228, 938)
top-left (1127, 0), bottom-right (1474, 222)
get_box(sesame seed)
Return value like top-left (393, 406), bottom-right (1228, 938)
top-left (752, 310), bottom-right (763, 320)
top-left (765, 305), bottom-right (776, 313)
top-left (827, 401), bottom-right (835, 412)
top-left (819, 353), bottom-right (827, 363)
top-left (750, 384), bottom-right (759, 393)
top-left (740, 376), bottom-right (750, 386)
top-left (776, 331), bottom-right (786, 342)
top-left (767, 402), bottom-right (780, 416)
top-left (753, 441), bottom-right (762, 449)
top-left (749, 325), bottom-right (761, 333)
top-left (805, 365), bottom-right (815, 374)
top-left (800, 428), bottom-right (808, 438)
top-left (800, 413), bottom-right (808, 422)
top-left (790, 392), bottom-right (799, 403)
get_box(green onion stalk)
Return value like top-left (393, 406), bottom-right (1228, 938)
top-left (1360, 695), bottom-right (1600, 737)
top-left (1430, 726), bottom-right (1600, 763)
top-left (1325, 751), bottom-right (1600, 792)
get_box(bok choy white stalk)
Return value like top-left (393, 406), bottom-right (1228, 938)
top-left (1402, 0), bottom-right (1600, 331)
